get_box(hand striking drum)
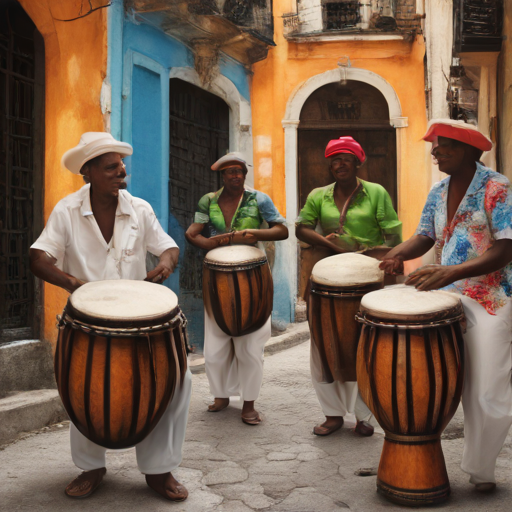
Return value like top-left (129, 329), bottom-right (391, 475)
top-left (356, 285), bottom-right (465, 506)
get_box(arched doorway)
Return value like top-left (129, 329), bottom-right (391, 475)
top-left (0, 1), bottom-right (44, 344)
top-left (169, 77), bottom-right (230, 351)
top-left (297, 80), bottom-right (397, 297)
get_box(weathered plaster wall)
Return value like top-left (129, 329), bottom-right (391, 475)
top-left (499, 2), bottom-right (512, 181)
top-left (18, 0), bottom-right (108, 349)
top-left (253, 5), bottom-right (429, 239)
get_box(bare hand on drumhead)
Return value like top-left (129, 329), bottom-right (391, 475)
top-left (209, 233), bottom-right (233, 249)
top-left (231, 230), bottom-right (258, 245)
top-left (68, 277), bottom-right (86, 293)
top-left (146, 262), bottom-right (173, 284)
top-left (405, 264), bottom-right (457, 291)
top-left (379, 256), bottom-right (404, 275)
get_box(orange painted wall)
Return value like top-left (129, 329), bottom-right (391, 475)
top-left (19, 0), bottom-right (107, 349)
top-left (252, 1), bottom-right (430, 242)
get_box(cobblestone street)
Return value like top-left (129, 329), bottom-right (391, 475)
top-left (1, 340), bottom-right (511, 511)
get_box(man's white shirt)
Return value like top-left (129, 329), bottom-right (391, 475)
top-left (31, 184), bottom-right (177, 282)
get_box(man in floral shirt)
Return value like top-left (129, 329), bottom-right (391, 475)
top-left (185, 153), bottom-right (288, 426)
top-left (381, 119), bottom-right (512, 492)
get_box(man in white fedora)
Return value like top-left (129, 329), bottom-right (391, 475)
top-left (185, 152), bottom-right (288, 425)
top-left (380, 119), bottom-right (512, 492)
top-left (29, 132), bottom-right (191, 501)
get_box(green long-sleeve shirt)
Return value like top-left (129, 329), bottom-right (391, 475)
top-left (296, 180), bottom-right (402, 251)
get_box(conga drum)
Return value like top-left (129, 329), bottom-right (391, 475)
top-left (54, 280), bottom-right (188, 449)
top-left (356, 286), bottom-right (465, 506)
top-left (308, 253), bottom-right (383, 382)
top-left (203, 245), bottom-right (273, 337)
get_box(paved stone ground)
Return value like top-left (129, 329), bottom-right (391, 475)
top-left (1, 341), bottom-right (511, 511)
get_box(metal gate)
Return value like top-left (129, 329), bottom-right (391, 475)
top-left (169, 78), bottom-right (229, 351)
top-left (0, 3), bottom-right (44, 344)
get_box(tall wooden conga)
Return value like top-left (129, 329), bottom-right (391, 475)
top-left (308, 253), bottom-right (383, 382)
top-left (356, 286), bottom-right (465, 506)
top-left (54, 280), bottom-right (188, 449)
top-left (203, 245), bottom-right (273, 337)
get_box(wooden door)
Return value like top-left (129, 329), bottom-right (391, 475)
top-left (0, 4), bottom-right (44, 344)
top-left (297, 81), bottom-right (397, 298)
top-left (169, 78), bottom-right (229, 351)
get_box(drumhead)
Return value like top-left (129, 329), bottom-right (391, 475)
top-left (69, 280), bottom-right (179, 322)
top-left (311, 253), bottom-right (384, 287)
top-left (204, 245), bottom-right (266, 265)
top-left (360, 285), bottom-right (462, 321)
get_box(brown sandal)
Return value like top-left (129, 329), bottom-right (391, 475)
top-left (207, 398), bottom-right (229, 412)
top-left (313, 418), bottom-right (344, 436)
top-left (241, 412), bottom-right (262, 425)
top-left (65, 468), bottom-right (106, 499)
top-left (146, 472), bottom-right (188, 502)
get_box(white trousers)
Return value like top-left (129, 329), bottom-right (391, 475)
top-left (70, 369), bottom-right (192, 475)
top-left (310, 349), bottom-right (372, 420)
top-left (204, 310), bottom-right (270, 402)
top-left (460, 296), bottom-right (512, 484)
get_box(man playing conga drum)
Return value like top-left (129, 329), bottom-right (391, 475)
top-left (185, 153), bottom-right (288, 425)
top-left (380, 119), bottom-right (512, 493)
top-left (29, 133), bottom-right (192, 501)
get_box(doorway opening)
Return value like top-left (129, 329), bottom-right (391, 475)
top-left (169, 78), bottom-right (229, 351)
top-left (0, 0), bottom-right (44, 344)
top-left (297, 80), bottom-right (396, 298)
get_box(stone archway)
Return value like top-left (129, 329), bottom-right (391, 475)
top-left (281, 67), bottom-right (407, 315)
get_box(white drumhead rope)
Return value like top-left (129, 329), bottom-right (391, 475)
top-left (205, 245), bottom-right (266, 264)
top-left (311, 253), bottom-right (384, 286)
top-left (70, 280), bottom-right (178, 321)
top-left (361, 285), bottom-right (461, 316)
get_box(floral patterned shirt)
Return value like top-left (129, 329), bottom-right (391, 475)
top-left (194, 187), bottom-right (285, 236)
top-left (415, 163), bottom-right (512, 314)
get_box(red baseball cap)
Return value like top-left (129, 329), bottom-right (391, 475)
top-left (325, 136), bottom-right (366, 163)
top-left (422, 119), bottom-right (493, 151)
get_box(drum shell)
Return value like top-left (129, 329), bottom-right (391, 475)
top-left (308, 281), bottom-right (382, 383)
top-left (203, 260), bottom-right (273, 337)
top-left (356, 310), bottom-right (464, 505)
top-left (356, 314), bottom-right (464, 436)
top-left (54, 308), bottom-right (188, 450)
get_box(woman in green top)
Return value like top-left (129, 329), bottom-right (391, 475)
top-left (296, 136), bottom-right (402, 438)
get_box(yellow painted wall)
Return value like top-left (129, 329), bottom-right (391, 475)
top-left (499, 1), bottom-right (512, 182)
top-left (19, 0), bottom-right (107, 349)
top-left (252, 1), bottom-right (430, 242)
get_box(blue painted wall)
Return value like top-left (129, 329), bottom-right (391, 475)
top-left (107, 2), bottom-right (294, 345)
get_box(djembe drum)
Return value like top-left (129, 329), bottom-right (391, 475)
top-left (356, 286), bottom-right (465, 506)
top-left (54, 280), bottom-right (188, 449)
top-left (308, 253), bottom-right (383, 382)
top-left (203, 245), bottom-right (273, 337)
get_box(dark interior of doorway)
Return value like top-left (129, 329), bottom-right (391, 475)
top-left (0, 1), bottom-right (44, 344)
top-left (169, 78), bottom-right (229, 352)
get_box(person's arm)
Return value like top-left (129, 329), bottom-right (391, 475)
top-left (185, 223), bottom-right (232, 250)
top-left (379, 235), bottom-right (435, 275)
top-left (296, 224), bottom-right (347, 254)
top-left (145, 247), bottom-right (180, 284)
top-left (405, 239), bottom-right (512, 291)
top-left (231, 222), bottom-right (288, 245)
top-left (29, 249), bottom-right (85, 293)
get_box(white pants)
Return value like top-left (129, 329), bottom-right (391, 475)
top-left (204, 310), bottom-right (270, 402)
top-left (460, 296), bottom-right (512, 484)
top-left (70, 369), bottom-right (192, 475)
top-left (310, 349), bottom-right (372, 420)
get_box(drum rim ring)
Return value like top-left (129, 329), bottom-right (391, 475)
top-left (57, 307), bottom-right (185, 337)
top-left (355, 311), bottom-right (465, 329)
top-left (384, 431), bottom-right (440, 443)
top-left (203, 259), bottom-right (267, 271)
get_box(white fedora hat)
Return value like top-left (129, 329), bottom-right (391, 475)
top-left (211, 152), bottom-right (249, 171)
top-left (61, 132), bottom-right (133, 174)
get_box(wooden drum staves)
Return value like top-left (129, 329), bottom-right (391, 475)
top-left (308, 253), bottom-right (384, 382)
top-left (356, 286), bottom-right (465, 506)
top-left (54, 280), bottom-right (188, 450)
top-left (203, 245), bottom-right (273, 337)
